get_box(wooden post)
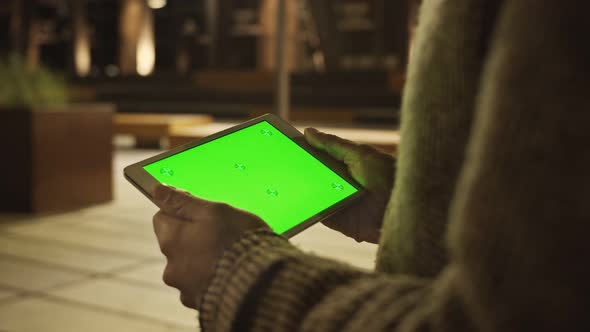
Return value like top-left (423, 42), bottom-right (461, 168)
top-left (259, 0), bottom-right (297, 71)
top-left (205, 0), bottom-right (233, 68)
top-left (71, 0), bottom-right (91, 76)
top-left (274, 0), bottom-right (290, 120)
top-left (375, 0), bottom-right (385, 65)
top-left (204, 0), bottom-right (218, 67)
top-left (120, 0), bottom-right (141, 74)
top-left (10, 0), bottom-right (39, 68)
top-left (307, 0), bottom-right (341, 71)
top-left (9, 0), bottom-right (31, 55)
top-left (119, 0), bottom-right (155, 76)
top-left (26, 15), bottom-right (40, 69)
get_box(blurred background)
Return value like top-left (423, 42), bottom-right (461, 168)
top-left (0, 0), bottom-right (409, 331)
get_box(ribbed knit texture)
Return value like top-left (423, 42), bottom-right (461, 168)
top-left (376, 0), bottom-right (503, 277)
top-left (199, 0), bottom-right (590, 331)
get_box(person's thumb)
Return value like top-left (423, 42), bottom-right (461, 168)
top-left (153, 184), bottom-right (205, 220)
top-left (304, 127), bottom-right (365, 163)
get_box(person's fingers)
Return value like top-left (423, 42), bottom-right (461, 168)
top-left (162, 261), bottom-right (177, 287)
top-left (152, 211), bottom-right (180, 257)
top-left (153, 184), bottom-right (209, 221)
top-left (179, 292), bottom-right (197, 309)
top-left (304, 128), bottom-right (368, 163)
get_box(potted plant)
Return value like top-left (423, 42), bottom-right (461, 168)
top-left (0, 55), bottom-right (114, 213)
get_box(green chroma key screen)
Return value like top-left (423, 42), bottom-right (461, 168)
top-left (143, 121), bottom-right (359, 234)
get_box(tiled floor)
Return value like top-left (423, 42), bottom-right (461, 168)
top-left (0, 149), bottom-right (377, 332)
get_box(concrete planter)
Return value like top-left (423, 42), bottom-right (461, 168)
top-left (0, 104), bottom-right (114, 213)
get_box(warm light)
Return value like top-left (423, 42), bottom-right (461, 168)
top-left (136, 9), bottom-right (155, 76)
top-left (74, 35), bottom-right (91, 76)
top-left (147, 0), bottom-right (166, 9)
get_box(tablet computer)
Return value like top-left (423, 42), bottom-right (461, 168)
top-left (124, 114), bottom-right (364, 238)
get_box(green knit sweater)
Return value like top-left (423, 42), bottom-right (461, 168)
top-left (199, 0), bottom-right (590, 331)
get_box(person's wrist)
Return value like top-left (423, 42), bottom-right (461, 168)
top-left (198, 230), bottom-right (291, 331)
top-left (197, 228), bottom-right (280, 311)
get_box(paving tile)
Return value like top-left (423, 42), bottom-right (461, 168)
top-left (86, 206), bottom-right (159, 226)
top-left (0, 297), bottom-right (194, 332)
top-left (0, 148), bottom-right (376, 332)
top-left (0, 258), bottom-right (87, 291)
top-left (0, 288), bottom-right (17, 301)
top-left (0, 234), bottom-right (140, 273)
top-left (115, 261), bottom-right (167, 287)
top-left (74, 217), bottom-right (156, 240)
top-left (0, 214), bottom-right (34, 229)
top-left (81, 194), bottom-right (156, 213)
top-left (48, 278), bottom-right (197, 328)
top-left (0, 212), bottom-right (75, 231)
top-left (6, 220), bottom-right (161, 259)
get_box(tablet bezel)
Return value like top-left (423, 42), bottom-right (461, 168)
top-left (124, 113), bottom-right (365, 238)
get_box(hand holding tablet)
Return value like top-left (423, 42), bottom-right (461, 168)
top-left (125, 114), bottom-right (365, 237)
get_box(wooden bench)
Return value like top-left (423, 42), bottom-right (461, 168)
top-left (114, 113), bottom-right (213, 148)
top-left (170, 122), bottom-right (400, 155)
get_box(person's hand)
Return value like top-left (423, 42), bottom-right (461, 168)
top-left (304, 128), bottom-right (396, 243)
top-left (152, 184), bottom-right (270, 310)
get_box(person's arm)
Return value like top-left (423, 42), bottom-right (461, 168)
top-left (198, 1), bottom-right (590, 330)
top-left (376, 0), bottom-right (503, 277)
top-left (199, 230), bottom-right (470, 332)
top-left (445, 0), bottom-right (590, 329)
